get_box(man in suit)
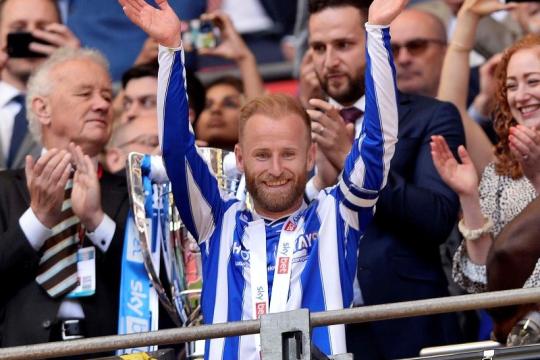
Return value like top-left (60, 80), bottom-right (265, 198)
top-left (0, 0), bottom-right (80, 170)
top-left (306, 0), bottom-right (465, 357)
top-left (0, 47), bottom-right (129, 347)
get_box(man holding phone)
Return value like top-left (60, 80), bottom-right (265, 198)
top-left (0, 0), bottom-right (79, 170)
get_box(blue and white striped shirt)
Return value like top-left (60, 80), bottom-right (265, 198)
top-left (157, 23), bottom-right (398, 360)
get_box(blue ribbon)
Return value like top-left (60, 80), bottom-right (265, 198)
top-left (117, 155), bottom-right (159, 354)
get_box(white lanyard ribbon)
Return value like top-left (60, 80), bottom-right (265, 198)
top-left (247, 215), bottom-right (304, 318)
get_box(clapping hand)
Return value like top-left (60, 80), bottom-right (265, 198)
top-left (509, 125), bottom-right (540, 192)
top-left (431, 135), bottom-right (479, 197)
top-left (307, 99), bottom-right (355, 172)
top-left (25, 150), bottom-right (72, 228)
top-left (69, 143), bottom-right (104, 232)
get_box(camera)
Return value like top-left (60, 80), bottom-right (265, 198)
top-left (182, 19), bottom-right (220, 52)
top-left (6, 32), bottom-right (51, 58)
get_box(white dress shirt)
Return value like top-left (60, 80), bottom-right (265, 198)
top-left (18, 149), bottom-right (116, 319)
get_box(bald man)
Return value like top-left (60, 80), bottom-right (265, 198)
top-left (390, 9), bottom-right (447, 97)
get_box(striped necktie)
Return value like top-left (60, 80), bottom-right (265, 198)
top-left (35, 176), bottom-right (81, 298)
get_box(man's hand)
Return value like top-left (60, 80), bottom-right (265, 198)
top-left (120, 0), bottom-right (182, 48)
top-left (69, 143), bottom-right (104, 232)
top-left (198, 12), bottom-right (251, 62)
top-left (25, 149), bottom-right (73, 228)
top-left (29, 23), bottom-right (80, 56)
top-left (313, 144), bottom-right (341, 190)
top-left (298, 50), bottom-right (325, 109)
top-left (368, 0), bottom-right (409, 25)
top-left (307, 99), bottom-right (355, 171)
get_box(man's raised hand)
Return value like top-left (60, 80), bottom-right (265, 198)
top-left (119, 0), bottom-right (182, 48)
top-left (368, 0), bottom-right (409, 26)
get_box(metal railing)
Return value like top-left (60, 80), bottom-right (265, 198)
top-left (2, 287), bottom-right (540, 359)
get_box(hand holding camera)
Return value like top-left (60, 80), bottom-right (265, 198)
top-left (195, 12), bottom-right (252, 63)
top-left (7, 23), bottom-right (80, 58)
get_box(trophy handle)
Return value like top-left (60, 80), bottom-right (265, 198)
top-left (126, 152), bottom-right (181, 327)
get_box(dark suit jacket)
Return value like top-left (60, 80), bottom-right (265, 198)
top-left (0, 168), bottom-right (129, 347)
top-left (347, 93), bottom-right (465, 359)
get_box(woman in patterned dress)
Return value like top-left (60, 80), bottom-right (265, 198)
top-left (433, 0), bottom-right (540, 293)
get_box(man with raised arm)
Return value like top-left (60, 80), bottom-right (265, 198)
top-left (120, 0), bottom-right (403, 357)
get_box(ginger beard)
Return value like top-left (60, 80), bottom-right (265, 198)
top-left (245, 166), bottom-right (308, 214)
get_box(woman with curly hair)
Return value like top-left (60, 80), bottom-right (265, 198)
top-left (433, 0), bottom-right (540, 294)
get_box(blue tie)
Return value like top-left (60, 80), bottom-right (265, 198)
top-left (7, 95), bottom-right (27, 168)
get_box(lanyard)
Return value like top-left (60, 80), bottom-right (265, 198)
top-left (247, 214), bottom-right (304, 318)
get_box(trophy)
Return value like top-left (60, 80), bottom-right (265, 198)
top-left (126, 149), bottom-right (243, 358)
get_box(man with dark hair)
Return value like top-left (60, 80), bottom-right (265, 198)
top-left (0, 0), bottom-right (79, 170)
top-left (306, 0), bottom-right (465, 358)
top-left (121, 0), bottom-right (403, 358)
top-left (120, 62), bottom-right (205, 124)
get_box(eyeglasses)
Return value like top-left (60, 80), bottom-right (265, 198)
top-left (117, 134), bottom-right (160, 149)
top-left (390, 38), bottom-right (446, 57)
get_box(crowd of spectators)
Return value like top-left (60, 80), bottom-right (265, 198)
top-left (1, 0), bottom-right (540, 358)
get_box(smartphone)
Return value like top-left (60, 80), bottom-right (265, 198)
top-left (182, 19), bottom-right (220, 52)
top-left (505, 0), bottom-right (540, 3)
top-left (6, 32), bottom-right (50, 58)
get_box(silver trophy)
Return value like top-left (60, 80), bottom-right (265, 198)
top-left (126, 149), bottom-right (243, 358)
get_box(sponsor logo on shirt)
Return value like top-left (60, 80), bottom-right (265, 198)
top-left (255, 302), bottom-right (267, 317)
top-left (277, 257), bottom-right (290, 274)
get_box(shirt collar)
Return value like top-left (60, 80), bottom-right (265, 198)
top-left (0, 81), bottom-right (22, 108)
top-left (251, 199), bottom-right (308, 225)
top-left (328, 95), bottom-right (365, 112)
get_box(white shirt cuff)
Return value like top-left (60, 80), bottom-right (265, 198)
top-left (86, 214), bottom-right (115, 253)
top-left (19, 208), bottom-right (54, 251)
top-left (305, 177), bottom-right (321, 202)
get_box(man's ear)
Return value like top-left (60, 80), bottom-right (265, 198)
top-left (31, 96), bottom-right (52, 126)
top-left (104, 148), bottom-right (124, 174)
top-left (234, 143), bottom-right (244, 173)
top-left (307, 142), bottom-right (317, 172)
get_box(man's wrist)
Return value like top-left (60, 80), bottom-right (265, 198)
top-left (83, 210), bottom-right (105, 232)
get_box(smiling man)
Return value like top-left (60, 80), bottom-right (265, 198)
top-left (121, 0), bottom-right (402, 357)
top-left (0, 48), bottom-right (129, 347)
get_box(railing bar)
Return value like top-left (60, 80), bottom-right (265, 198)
top-left (311, 287), bottom-right (540, 327)
top-left (2, 288), bottom-right (540, 360)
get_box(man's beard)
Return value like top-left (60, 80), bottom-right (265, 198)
top-left (245, 170), bottom-right (307, 215)
top-left (319, 71), bottom-right (365, 105)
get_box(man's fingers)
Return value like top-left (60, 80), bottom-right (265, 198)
top-left (28, 42), bottom-right (56, 56)
top-left (122, 0), bottom-right (145, 11)
top-left (309, 98), bottom-right (337, 113)
top-left (32, 149), bottom-right (58, 177)
top-left (69, 143), bottom-right (87, 173)
top-left (49, 153), bottom-right (72, 185)
top-left (40, 150), bottom-right (70, 182)
top-left (25, 155), bottom-right (35, 188)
